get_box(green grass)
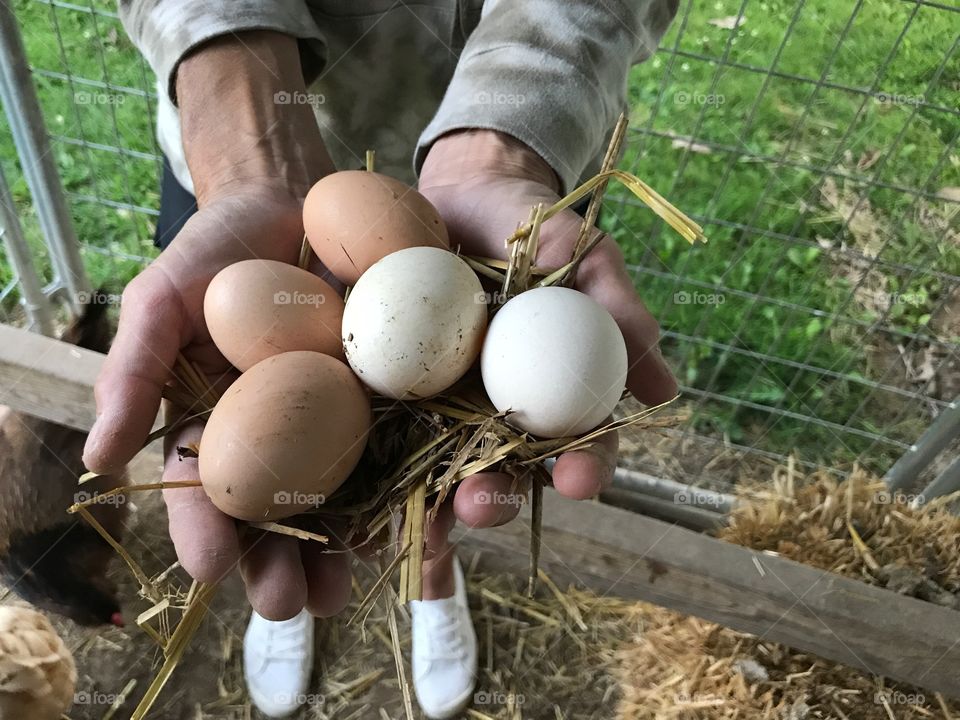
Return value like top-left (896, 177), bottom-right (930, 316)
top-left (1, 0), bottom-right (957, 473)
top-left (603, 0), bottom-right (959, 471)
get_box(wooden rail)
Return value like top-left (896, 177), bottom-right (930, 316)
top-left (0, 322), bottom-right (102, 431)
top-left (2, 322), bottom-right (959, 699)
top-left (455, 494), bottom-right (960, 698)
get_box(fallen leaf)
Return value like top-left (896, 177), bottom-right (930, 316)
top-left (709, 15), bottom-right (746, 29)
top-left (856, 149), bottom-right (881, 171)
top-left (671, 138), bottom-right (712, 154)
top-left (936, 186), bottom-right (960, 203)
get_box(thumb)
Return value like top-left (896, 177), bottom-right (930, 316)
top-left (83, 267), bottom-right (185, 473)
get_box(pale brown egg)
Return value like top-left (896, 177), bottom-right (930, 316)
top-left (303, 170), bottom-right (449, 285)
top-left (198, 352), bottom-right (371, 521)
top-left (204, 259), bottom-right (344, 371)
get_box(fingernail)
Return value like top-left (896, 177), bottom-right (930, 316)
top-left (82, 420), bottom-right (101, 467)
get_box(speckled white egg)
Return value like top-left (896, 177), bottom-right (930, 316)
top-left (481, 286), bottom-right (627, 438)
top-left (341, 246), bottom-right (487, 400)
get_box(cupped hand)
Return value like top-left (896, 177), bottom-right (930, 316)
top-left (418, 130), bottom-right (677, 527)
top-left (83, 184), bottom-right (351, 620)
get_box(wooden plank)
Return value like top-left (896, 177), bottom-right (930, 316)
top-left (455, 491), bottom-right (960, 699)
top-left (0, 322), bottom-right (102, 431)
top-left (3, 323), bottom-right (960, 698)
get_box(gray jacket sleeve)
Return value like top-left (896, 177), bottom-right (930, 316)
top-left (415, 0), bottom-right (678, 192)
top-left (117, 0), bottom-right (322, 101)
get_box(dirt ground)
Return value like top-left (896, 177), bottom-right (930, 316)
top-left (10, 446), bottom-right (627, 720)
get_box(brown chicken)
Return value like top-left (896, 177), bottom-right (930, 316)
top-left (0, 292), bottom-right (127, 626)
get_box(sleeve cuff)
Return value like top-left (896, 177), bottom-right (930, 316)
top-left (414, 46), bottom-right (619, 195)
top-left (121, 1), bottom-right (322, 103)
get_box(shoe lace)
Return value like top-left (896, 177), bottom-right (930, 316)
top-left (265, 622), bottom-right (309, 663)
top-left (421, 610), bottom-right (467, 662)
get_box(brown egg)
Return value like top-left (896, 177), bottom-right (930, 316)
top-left (204, 259), bottom-right (345, 371)
top-left (199, 352), bottom-right (371, 521)
top-left (303, 170), bottom-right (449, 285)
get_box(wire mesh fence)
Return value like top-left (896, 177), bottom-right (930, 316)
top-left (0, 0), bottom-right (957, 493)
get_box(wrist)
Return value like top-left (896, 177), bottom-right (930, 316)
top-left (177, 31), bottom-right (333, 206)
top-left (419, 130), bottom-right (560, 193)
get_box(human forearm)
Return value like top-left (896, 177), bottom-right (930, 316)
top-left (176, 31), bottom-right (332, 206)
top-left (416, 0), bottom-right (678, 192)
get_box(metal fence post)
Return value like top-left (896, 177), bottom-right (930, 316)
top-left (885, 399), bottom-right (960, 492)
top-left (0, 163), bottom-right (54, 335)
top-left (0, 1), bottom-right (90, 317)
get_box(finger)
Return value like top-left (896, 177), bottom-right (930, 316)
top-left (300, 544), bottom-right (352, 618)
top-left (552, 430), bottom-right (618, 500)
top-left (574, 237), bottom-right (677, 405)
top-left (453, 472), bottom-right (525, 528)
top-left (84, 268), bottom-right (185, 473)
top-left (422, 500), bottom-right (457, 600)
top-left (162, 418), bottom-right (241, 583)
top-left (240, 530), bottom-right (308, 620)
top-left (424, 499), bottom-right (457, 557)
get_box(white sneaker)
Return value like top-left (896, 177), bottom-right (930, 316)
top-left (243, 609), bottom-right (315, 718)
top-left (411, 557), bottom-right (478, 719)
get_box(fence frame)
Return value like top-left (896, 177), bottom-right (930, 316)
top-left (0, 0), bottom-right (89, 319)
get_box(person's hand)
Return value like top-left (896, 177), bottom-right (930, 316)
top-left (418, 130), bottom-right (677, 528)
top-left (83, 32), bottom-right (351, 620)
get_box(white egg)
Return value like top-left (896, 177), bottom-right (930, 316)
top-left (481, 286), bottom-right (627, 438)
top-left (342, 246), bottom-right (487, 400)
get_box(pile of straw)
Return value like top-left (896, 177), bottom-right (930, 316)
top-left (614, 463), bottom-right (960, 720)
top-left (721, 463), bottom-right (960, 606)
